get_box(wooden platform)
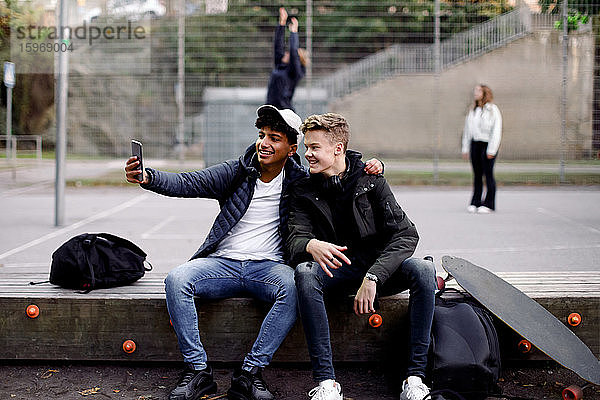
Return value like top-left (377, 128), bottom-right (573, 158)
top-left (0, 271), bottom-right (598, 363)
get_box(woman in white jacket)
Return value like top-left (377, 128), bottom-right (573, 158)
top-left (461, 84), bottom-right (502, 213)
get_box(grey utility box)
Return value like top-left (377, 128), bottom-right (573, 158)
top-left (201, 87), bottom-right (328, 166)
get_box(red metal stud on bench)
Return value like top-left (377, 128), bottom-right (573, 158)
top-left (122, 340), bottom-right (136, 354)
top-left (567, 313), bottom-right (582, 327)
top-left (369, 313), bottom-right (383, 328)
top-left (518, 339), bottom-right (532, 353)
top-left (26, 304), bottom-right (39, 319)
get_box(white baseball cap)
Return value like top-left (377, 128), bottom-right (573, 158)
top-left (256, 105), bottom-right (303, 139)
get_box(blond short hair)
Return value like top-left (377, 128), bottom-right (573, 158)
top-left (300, 113), bottom-right (349, 152)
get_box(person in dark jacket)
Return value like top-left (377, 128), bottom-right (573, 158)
top-left (124, 106), bottom-right (383, 400)
top-left (266, 7), bottom-right (309, 111)
top-left (287, 113), bottom-right (437, 400)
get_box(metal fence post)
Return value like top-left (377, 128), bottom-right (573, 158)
top-left (6, 87), bottom-right (12, 160)
top-left (36, 136), bottom-right (42, 162)
top-left (433, 0), bottom-right (441, 184)
top-left (560, 0), bottom-right (568, 183)
top-left (55, 0), bottom-right (69, 227)
top-left (176, 0), bottom-right (185, 162)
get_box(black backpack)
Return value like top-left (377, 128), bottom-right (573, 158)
top-left (426, 289), bottom-right (502, 400)
top-left (45, 233), bottom-right (152, 292)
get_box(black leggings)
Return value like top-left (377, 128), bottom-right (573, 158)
top-left (470, 140), bottom-right (496, 210)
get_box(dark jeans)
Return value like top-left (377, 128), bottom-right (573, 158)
top-left (294, 257), bottom-right (436, 382)
top-left (470, 140), bottom-right (497, 210)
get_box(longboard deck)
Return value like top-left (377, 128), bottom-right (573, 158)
top-left (441, 255), bottom-right (600, 385)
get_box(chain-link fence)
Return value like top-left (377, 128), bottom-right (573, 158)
top-left (1, 0), bottom-right (599, 173)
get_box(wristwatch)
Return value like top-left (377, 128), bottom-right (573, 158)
top-left (365, 272), bottom-right (379, 283)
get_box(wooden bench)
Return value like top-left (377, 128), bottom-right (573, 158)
top-left (0, 271), bottom-right (598, 363)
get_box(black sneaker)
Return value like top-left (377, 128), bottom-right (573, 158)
top-left (227, 366), bottom-right (275, 400)
top-left (169, 365), bottom-right (217, 400)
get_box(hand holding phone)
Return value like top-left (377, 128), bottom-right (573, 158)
top-left (129, 140), bottom-right (144, 183)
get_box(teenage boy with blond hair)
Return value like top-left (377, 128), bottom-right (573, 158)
top-left (287, 113), bottom-right (436, 400)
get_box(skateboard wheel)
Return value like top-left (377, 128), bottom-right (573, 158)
top-left (26, 304), bottom-right (39, 319)
top-left (567, 313), bottom-right (582, 327)
top-left (122, 340), bottom-right (136, 353)
top-left (562, 385), bottom-right (583, 400)
top-left (436, 276), bottom-right (445, 290)
top-left (518, 339), bottom-right (532, 353)
top-left (369, 313), bottom-right (383, 328)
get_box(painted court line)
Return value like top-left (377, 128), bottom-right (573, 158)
top-left (0, 194), bottom-right (149, 261)
top-left (0, 262), bottom-right (48, 268)
top-left (141, 215), bottom-right (177, 239)
top-left (0, 181), bottom-right (53, 198)
top-left (537, 207), bottom-right (600, 235)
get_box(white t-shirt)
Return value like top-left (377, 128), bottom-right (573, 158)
top-left (211, 170), bottom-right (285, 262)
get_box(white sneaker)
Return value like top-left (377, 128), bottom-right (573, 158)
top-left (308, 379), bottom-right (343, 400)
top-left (467, 205), bottom-right (477, 213)
top-left (400, 376), bottom-right (430, 400)
top-left (477, 206), bottom-right (494, 214)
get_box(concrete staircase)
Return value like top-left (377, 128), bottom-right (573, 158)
top-left (319, 7), bottom-right (533, 99)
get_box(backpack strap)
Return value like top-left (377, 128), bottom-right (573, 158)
top-left (78, 238), bottom-right (97, 294)
top-left (97, 233), bottom-right (147, 258)
top-left (29, 280), bottom-right (50, 285)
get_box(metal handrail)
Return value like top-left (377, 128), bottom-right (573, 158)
top-left (0, 135), bottom-right (43, 161)
top-left (320, 7), bottom-right (532, 99)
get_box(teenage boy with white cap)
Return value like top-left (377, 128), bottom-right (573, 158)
top-left (125, 105), bottom-right (383, 400)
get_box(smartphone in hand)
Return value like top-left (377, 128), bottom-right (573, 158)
top-left (131, 140), bottom-right (143, 182)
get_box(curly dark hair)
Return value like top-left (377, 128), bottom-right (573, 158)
top-left (255, 114), bottom-right (298, 145)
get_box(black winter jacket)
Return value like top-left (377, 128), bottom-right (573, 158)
top-left (287, 151), bottom-right (419, 285)
top-left (141, 144), bottom-right (308, 263)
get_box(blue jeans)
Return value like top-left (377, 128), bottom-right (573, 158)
top-left (295, 257), bottom-right (436, 382)
top-left (165, 257), bottom-right (298, 371)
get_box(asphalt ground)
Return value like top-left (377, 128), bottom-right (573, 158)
top-left (1, 183), bottom-right (598, 275)
top-left (0, 159), bottom-right (599, 400)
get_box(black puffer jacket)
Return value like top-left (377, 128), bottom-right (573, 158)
top-left (287, 151), bottom-right (419, 284)
top-left (142, 144), bottom-right (308, 263)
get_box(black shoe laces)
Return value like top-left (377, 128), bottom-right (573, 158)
top-left (252, 376), bottom-right (268, 391)
top-left (177, 370), bottom-right (197, 387)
